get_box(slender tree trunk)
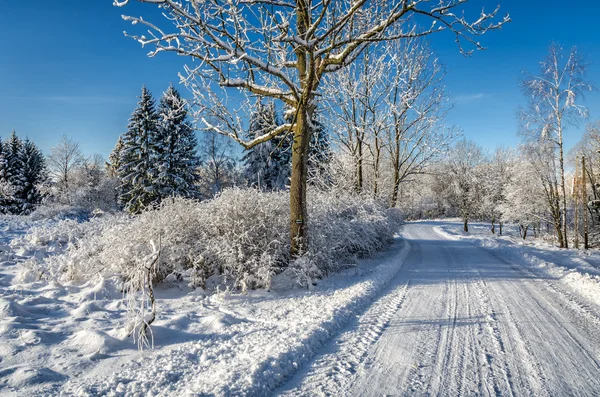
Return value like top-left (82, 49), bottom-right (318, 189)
top-left (574, 158), bottom-right (580, 249)
top-left (356, 139), bottom-right (363, 193)
top-left (463, 217), bottom-right (468, 232)
top-left (290, 109), bottom-right (311, 258)
top-left (499, 221), bottom-right (503, 236)
top-left (583, 156), bottom-right (589, 249)
top-left (373, 133), bottom-right (381, 197)
top-left (491, 217), bottom-right (495, 234)
top-left (390, 123), bottom-right (402, 207)
top-left (558, 122), bottom-right (569, 248)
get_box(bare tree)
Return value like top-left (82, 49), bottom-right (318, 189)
top-left (322, 45), bottom-right (389, 194)
top-left (520, 43), bottom-right (593, 248)
top-left (198, 131), bottom-right (237, 198)
top-left (521, 141), bottom-right (564, 245)
top-left (384, 40), bottom-right (456, 207)
top-left (323, 39), bottom-right (455, 205)
top-left (47, 135), bottom-right (85, 198)
top-left (115, 0), bottom-right (508, 257)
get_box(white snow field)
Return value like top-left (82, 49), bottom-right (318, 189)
top-left (1, 219), bottom-right (600, 396)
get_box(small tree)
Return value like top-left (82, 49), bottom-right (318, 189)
top-left (20, 139), bottom-right (47, 213)
top-left (47, 135), bottom-right (85, 203)
top-left (479, 148), bottom-right (512, 234)
top-left (107, 136), bottom-right (124, 177)
top-left (5, 131), bottom-right (27, 213)
top-left (447, 139), bottom-right (484, 232)
top-left (500, 155), bottom-right (548, 240)
top-left (198, 131), bottom-right (237, 198)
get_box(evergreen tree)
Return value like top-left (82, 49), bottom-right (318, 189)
top-left (0, 139), bottom-right (12, 213)
top-left (107, 136), bottom-right (124, 177)
top-left (119, 86), bottom-right (160, 214)
top-left (5, 131), bottom-right (26, 213)
top-left (242, 101), bottom-right (290, 190)
top-left (155, 84), bottom-right (201, 199)
top-left (20, 139), bottom-right (47, 213)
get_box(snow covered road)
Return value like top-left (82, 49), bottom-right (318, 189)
top-left (278, 221), bottom-right (600, 396)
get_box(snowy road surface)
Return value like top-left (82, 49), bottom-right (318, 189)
top-left (278, 221), bottom-right (600, 396)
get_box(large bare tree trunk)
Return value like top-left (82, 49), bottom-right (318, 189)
top-left (290, 110), bottom-right (311, 257)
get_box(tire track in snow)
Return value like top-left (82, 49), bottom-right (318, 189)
top-left (275, 266), bottom-right (411, 396)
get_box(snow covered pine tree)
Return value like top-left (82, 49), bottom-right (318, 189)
top-left (155, 84), bottom-right (201, 200)
top-left (243, 101), bottom-right (290, 191)
top-left (118, 86), bottom-right (161, 214)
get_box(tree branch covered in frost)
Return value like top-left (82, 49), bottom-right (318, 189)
top-left (115, 0), bottom-right (508, 147)
top-left (322, 39), bottom-right (457, 200)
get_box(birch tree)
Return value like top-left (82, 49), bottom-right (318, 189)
top-left (115, 0), bottom-right (508, 257)
top-left (520, 43), bottom-right (593, 248)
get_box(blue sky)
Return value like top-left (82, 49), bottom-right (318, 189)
top-left (2, 0), bottom-right (600, 158)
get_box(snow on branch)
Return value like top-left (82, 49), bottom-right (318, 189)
top-left (117, 0), bottom-right (508, 147)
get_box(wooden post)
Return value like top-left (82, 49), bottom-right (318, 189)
top-left (575, 159), bottom-right (580, 248)
top-left (583, 156), bottom-right (589, 249)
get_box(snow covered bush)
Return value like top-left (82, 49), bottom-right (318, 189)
top-left (20, 188), bottom-right (400, 291)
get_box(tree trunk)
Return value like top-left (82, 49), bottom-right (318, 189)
top-left (499, 221), bottom-right (503, 236)
top-left (356, 139), bottom-right (363, 193)
top-left (583, 156), bottom-right (589, 249)
top-left (491, 218), bottom-right (495, 234)
top-left (373, 134), bottom-right (381, 197)
top-left (558, 123), bottom-right (569, 248)
top-left (463, 218), bottom-right (468, 232)
top-left (390, 128), bottom-right (401, 208)
top-left (290, 109), bottom-right (311, 258)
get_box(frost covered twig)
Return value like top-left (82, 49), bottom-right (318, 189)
top-left (125, 238), bottom-right (161, 350)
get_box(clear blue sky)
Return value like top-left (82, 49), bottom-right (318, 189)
top-left (2, 0), bottom-right (600, 158)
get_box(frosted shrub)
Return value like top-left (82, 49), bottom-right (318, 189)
top-left (23, 188), bottom-right (400, 291)
top-left (308, 192), bottom-right (400, 274)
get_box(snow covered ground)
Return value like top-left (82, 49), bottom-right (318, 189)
top-left (0, 216), bottom-right (410, 396)
top-left (2, 219), bottom-right (600, 396)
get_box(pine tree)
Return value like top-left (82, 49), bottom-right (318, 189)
top-left (20, 139), bottom-right (47, 213)
top-left (107, 136), bottom-right (124, 177)
top-left (242, 101), bottom-right (290, 190)
top-left (119, 86), bottom-right (160, 214)
top-left (5, 131), bottom-right (26, 213)
top-left (0, 139), bottom-right (12, 213)
top-left (155, 84), bottom-right (201, 199)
